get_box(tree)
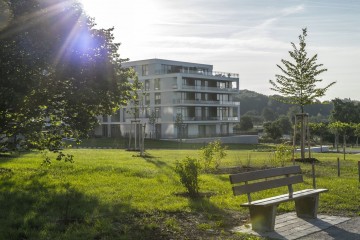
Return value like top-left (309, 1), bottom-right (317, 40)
top-left (353, 123), bottom-right (360, 147)
top-left (237, 116), bottom-right (254, 131)
top-left (199, 140), bottom-right (227, 172)
top-left (174, 113), bottom-right (184, 142)
top-left (269, 28), bottom-right (336, 159)
top-left (126, 76), bottom-right (147, 121)
top-left (262, 107), bottom-right (277, 121)
top-left (328, 121), bottom-right (351, 156)
top-left (309, 122), bottom-right (328, 152)
top-left (276, 116), bottom-right (292, 135)
top-left (331, 98), bottom-right (360, 124)
top-left (0, 0), bottom-right (133, 160)
top-left (148, 110), bottom-right (158, 139)
top-left (263, 121), bottom-right (283, 141)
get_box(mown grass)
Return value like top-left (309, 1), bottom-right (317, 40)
top-left (0, 147), bottom-right (359, 239)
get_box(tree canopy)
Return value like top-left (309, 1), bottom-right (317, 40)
top-left (330, 98), bottom-right (360, 123)
top-left (0, 0), bottom-right (133, 156)
top-left (269, 28), bottom-right (336, 113)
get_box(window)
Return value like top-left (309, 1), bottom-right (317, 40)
top-left (145, 94), bottom-right (150, 105)
top-left (145, 80), bottom-right (150, 91)
top-left (154, 78), bottom-right (160, 90)
top-left (155, 107), bottom-right (161, 118)
top-left (217, 94), bottom-right (229, 102)
top-left (111, 110), bottom-right (120, 122)
top-left (195, 93), bottom-right (201, 101)
top-left (155, 93), bottom-right (161, 104)
top-left (145, 107), bottom-right (151, 118)
top-left (142, 64), bottom-right (149, 76)
top-left (218, 82), bottom-right (225, 89)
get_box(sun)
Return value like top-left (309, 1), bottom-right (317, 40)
top-left (79, 0), bottom-right (162, 30)
top-left (78, 0), bottom-right (164, 58)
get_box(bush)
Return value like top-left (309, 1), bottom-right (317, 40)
top-left (199, 140), bottom-right (227, 172)
top-left (270, 143), bottom-right (293, 167)
top-left (175, 157), bottom-right (201, 197)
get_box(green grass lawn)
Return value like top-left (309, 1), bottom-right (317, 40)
top-left (0, 147), bottom-right (359, 239)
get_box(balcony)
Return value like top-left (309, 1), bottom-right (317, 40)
top-left (173, 99), bottom-right (240, 106)
top-left (181, 116), bottom-right (239, 122)
top-left (181, 85), bottom-right (239, 92)
top-left (155, 69), bottom-right (239, 79)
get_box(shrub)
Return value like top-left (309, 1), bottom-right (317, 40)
top-left (199, 140), bottom-right (227, 172)
top-left (270, 143), bottom-right (293, 167)
top-left (175, 157), bottom-right (201, 197)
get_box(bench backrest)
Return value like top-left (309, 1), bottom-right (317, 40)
top-left (229, 165), bottom-right (303, 202)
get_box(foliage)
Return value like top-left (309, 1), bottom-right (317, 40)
top-left (235, 116), bottom-right (254, 131)
top-left (309, 122), bottom-right (329, 144)
top-left (263, 121), bottom-right (283, 141)
top-left (330, 98), bottom-right (360, 123)
top-left (276, 116), bottom-right (293, 135)
top-left (174, 113), bottom-right (185, 141)
top-left (269, 28), bottom-right (335, 113)
top-left (270, 143), bottom-right (293, 167)
top-left (269, 28), bottom-right (335, 159)
top-left (126, 75), bottom-right (147, 120)
top-left (262, 116), bottom-right (292, 142)
top-left (175, 157), bottom-right (201, 197)
top-left (262, 107), bottom-right (277, 121)
top-left (0, 0), bottom-right (133, 159)
top-left (233, 90), bottom-right (333, 124)
top-left (148, 110), bottom-right (158, 139)
top-left (199, 140), bottom-right (227, 171)
top-left (328, 121), bottom-right (352, 154)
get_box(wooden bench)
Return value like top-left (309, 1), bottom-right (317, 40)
top-left (229, 165), bottom-right (328, 232)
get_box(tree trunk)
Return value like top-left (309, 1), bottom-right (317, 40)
top-left (300, 112), bottom-right (305, 160)
top-left (301, 119), bottom-right (305, 159)
top-left (343, 135), bottom-right (346, 160)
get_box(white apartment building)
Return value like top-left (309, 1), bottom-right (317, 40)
top-left (95, 59), bottom-right (240, 139)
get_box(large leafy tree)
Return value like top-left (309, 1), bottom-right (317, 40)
top-left (269, 28), bottom-right (335, 159)
top-left (330, 98), bottom-right (360, 124)
top-left (0, 0), bottom-right (133, 158)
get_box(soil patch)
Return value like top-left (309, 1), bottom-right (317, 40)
top-left (294, 157), bottom-right (320, 163)
top-left (214, 166), bottom-right (270, 175)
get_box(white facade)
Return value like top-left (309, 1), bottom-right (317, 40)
top-left (96, 59), bottom-right (240, 139)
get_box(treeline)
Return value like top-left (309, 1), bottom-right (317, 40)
top-left (234, 90), bottom-right (360, 146)
top-left (233, 89), bottom-right (333, 124)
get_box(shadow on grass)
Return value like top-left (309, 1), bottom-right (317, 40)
top-left (0, 170), bottom-right (172, 240)
top-left (0, 152), bottom-right (29, 164)
top-left (186, 194), bottom-right (242, 230)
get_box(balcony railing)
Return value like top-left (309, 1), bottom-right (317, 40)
top-left (181, 85), bottom-right (238, 92)
top-left (173, 99), bottom-right (240, 106)
top-left (181, 116), bottom-right (239, 121)
top-left (155, 69), bottom-right (239, 78)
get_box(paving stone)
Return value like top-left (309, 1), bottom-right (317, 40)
top-left (231, 212), bottom-right (352, 240)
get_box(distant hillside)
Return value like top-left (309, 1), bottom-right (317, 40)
top-left (233, 89), bottom-right (334, 122)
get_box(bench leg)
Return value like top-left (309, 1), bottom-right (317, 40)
top-left (249, 205), bottom-right (277, 232)
top-left (295, 194), bottom-right (319, 218)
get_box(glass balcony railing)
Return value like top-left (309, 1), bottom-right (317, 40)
top-left (155, 69), bottom-right (239, 78)
top-left (180, 116), bottom-right (239, 121)
top-left (181, 85), bottom-right (238, 92)
top-left (173, 99), bottom-right (240, 106)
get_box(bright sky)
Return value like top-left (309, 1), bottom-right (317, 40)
top-left (79, 0), bottom-right (360, 101)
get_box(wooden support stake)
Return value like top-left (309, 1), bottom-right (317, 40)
top-left (358, 161), bottom-right (360, 183)
top-left (312, 160), bottom-right (316, 189)
top-left (337, 157), bottom-right (340, 177)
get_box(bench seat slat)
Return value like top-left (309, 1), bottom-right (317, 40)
top-left (232, 175), bottom-right (303, 195)
top-left (240, 188), bottom-right (328, 207)
top-left (230, 165), bottom-right (301, 184)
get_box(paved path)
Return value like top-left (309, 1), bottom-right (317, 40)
top-left (232, 212), bottom-right (360, 240)
top-left (299, 216), bottom-right (360, 240)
